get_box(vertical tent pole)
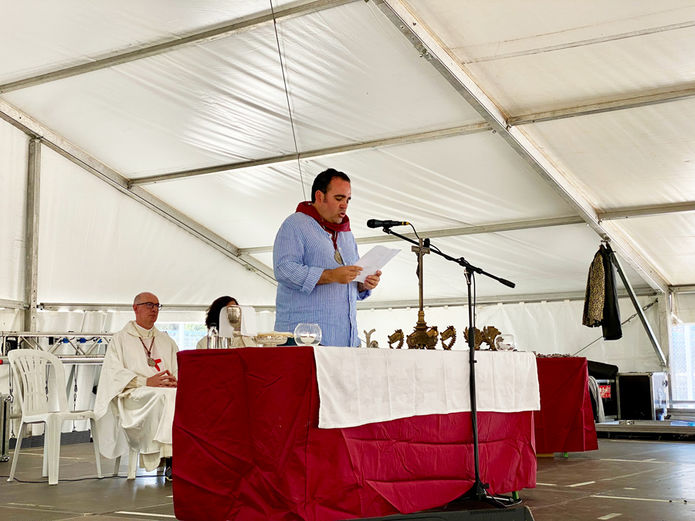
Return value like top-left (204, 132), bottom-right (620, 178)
top-left (24, 138), bottom-right (41, 331)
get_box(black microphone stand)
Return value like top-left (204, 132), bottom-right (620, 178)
top-left (375, 225), bottom-right (521, 510)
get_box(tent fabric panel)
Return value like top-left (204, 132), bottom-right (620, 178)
top-left (604, 215), bottom-right (695, 286)
top-left (673, 293), bottom-right (695, 323)
top-left (35, 147), bottom-right (276, 306)
top-left (272, 1), bottom-right (482, 148)
top-left (146, 132), bottom-right (577, 249)
top-left (0, 309), bottom-right (21, 330)
top-left (316, 132), bottom-right (577, 237)
top-left (0, 0), bottom-right (297, 84)
top-left (0, 119), bottom-right (29, 301)
top-left (408, 1), bottom-right (695, 114)
top-left (4, 29), bottom-right (294, 178)
top-left (521, 98), bottom-right (695, 210)
top-left (145, 163), bottom-right (306, 250)
top-left (4, 1), bottom-right (481, 179)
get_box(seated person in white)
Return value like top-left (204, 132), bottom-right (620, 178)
top-left (94, 292), bottom-right (178, 476)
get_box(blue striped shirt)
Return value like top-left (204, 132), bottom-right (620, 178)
top-left (273, 213), bottom-right (371, 347)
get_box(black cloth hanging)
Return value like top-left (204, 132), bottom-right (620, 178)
top-left (600, 245), bottom-right (622, 340)
top-left (582, 245), bottom-right (622, 340)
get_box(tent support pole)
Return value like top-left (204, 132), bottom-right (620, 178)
top-left (23, 138), bottom-right (41, 332)
top-left (609, 249), bottom-right (667, 368)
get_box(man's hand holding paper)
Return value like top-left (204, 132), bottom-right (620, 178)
top-left (354, 245), bottom-right (400, 284)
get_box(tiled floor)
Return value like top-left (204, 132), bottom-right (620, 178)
top-left (523, 439), bottom-right (695, 521)
top-left (0, 442), bottom-right (175, 521)
top-left (1, 438), bottom-right (694, 520)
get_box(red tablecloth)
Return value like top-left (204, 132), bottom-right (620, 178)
top-left (173, 347), bottom-right (537, 521)
top-left (534, 356), bottom-right (598, 453)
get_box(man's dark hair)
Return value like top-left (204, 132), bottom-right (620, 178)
top-left (311, 168), bottom-right (350, 203)
top-left (205, 295), bottom-right (239, 329)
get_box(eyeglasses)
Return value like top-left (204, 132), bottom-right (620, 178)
top-left (135, 302), bottom-right (163, 310)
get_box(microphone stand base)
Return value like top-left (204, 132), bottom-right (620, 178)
top-left (444, 480), bottom-right (523, 510)
top-left (347, 503), bottom-right (534, 520)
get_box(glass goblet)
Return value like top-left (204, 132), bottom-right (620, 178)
top-left (294, 323), bottom-right (322, 346)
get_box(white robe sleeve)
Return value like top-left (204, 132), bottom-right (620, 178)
top-left (94, 330), bottom-right (136, 459)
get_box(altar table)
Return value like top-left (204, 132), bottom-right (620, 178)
top-left (172, 347), bottom-right (538, 521)
top-left (534, 356), bottom-right (598, 454)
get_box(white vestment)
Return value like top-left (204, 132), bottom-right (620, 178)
top-left (94, 321), bottom-right (179, 471)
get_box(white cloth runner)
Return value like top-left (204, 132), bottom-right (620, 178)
top-left (314, 347), bottom-right (540, 429)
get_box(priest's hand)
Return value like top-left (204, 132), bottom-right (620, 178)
top-left (147, 370), bottom-right (178, 388)
top-left (358, 270), bottom-right (381, 292)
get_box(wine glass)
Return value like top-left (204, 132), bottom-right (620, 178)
top-left (294, 323), bottom-right (322, 346)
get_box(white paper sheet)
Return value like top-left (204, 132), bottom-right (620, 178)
top-left (354, 245), bottom-right (399, 283)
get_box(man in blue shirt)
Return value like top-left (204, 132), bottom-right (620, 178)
top-left (273, 169), bottom-right (381, 346)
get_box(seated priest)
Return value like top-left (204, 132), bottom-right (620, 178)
top-left (94, 291), bottom-right (178, 479)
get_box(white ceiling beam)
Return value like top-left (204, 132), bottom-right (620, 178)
top-left (375, 0), bottom-right (669, 294)
top-left (510, 84), bottom-right (695, 125)
top-left (0, 0), bottom-right (357, 94)
top-left (0, 298), bottom-right (25, 310)
top-left (129, 123), bottom-right (490, 186)
top-left (38, 302), bottom-right (276, 312)
top-left (599, 201), bottom-right (695, 221)
top-left (467, 21), bottom-right (695, 64)
top-left (240, 216), bottom-right (584, 255)
top-left (0, 98), bottom-right (277, 284)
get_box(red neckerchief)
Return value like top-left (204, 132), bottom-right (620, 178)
top-left (296, 201), bottom-right (350, 249)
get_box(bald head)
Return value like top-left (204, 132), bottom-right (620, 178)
top-left (132, 292), bottom-right (160, 329)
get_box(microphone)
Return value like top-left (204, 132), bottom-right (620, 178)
top-left (367, 219), bottom-right (410, 228)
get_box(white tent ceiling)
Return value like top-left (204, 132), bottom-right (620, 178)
top-left (2, 0), bottom-right (695, 314)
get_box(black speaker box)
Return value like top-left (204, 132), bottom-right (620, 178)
top-left (346, 505), bottom-right (534, 520)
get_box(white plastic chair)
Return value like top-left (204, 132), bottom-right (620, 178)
top-left (8, 349), bottom-right (103, 485)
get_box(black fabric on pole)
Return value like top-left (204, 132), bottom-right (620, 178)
top-left (600, 245), bottom-right (622, 340)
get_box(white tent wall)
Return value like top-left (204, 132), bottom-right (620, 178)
top-left (0, 309), bottom-right (21, 331)
top-left (0, 117), bottom-right (28, 302)
top-left (672, 292), bottom-right (695, 324)
top-left (357, 295), bottom-right (664, 373)
top-left (36, 146), bottom-right (276, 307)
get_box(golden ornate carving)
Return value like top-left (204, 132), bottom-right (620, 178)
top-left (482, 326), bottom-right (501, 350)
top-left (406, 310), bottom-right (439, 349)
top-left (440, 325), bottom-right (457, 350)
top-left (464, 325), bottom-right (501, 350)
top-left (463, 326), bottom-right (484, 350)
top-left (388, 329), bottom-right (404, 349)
